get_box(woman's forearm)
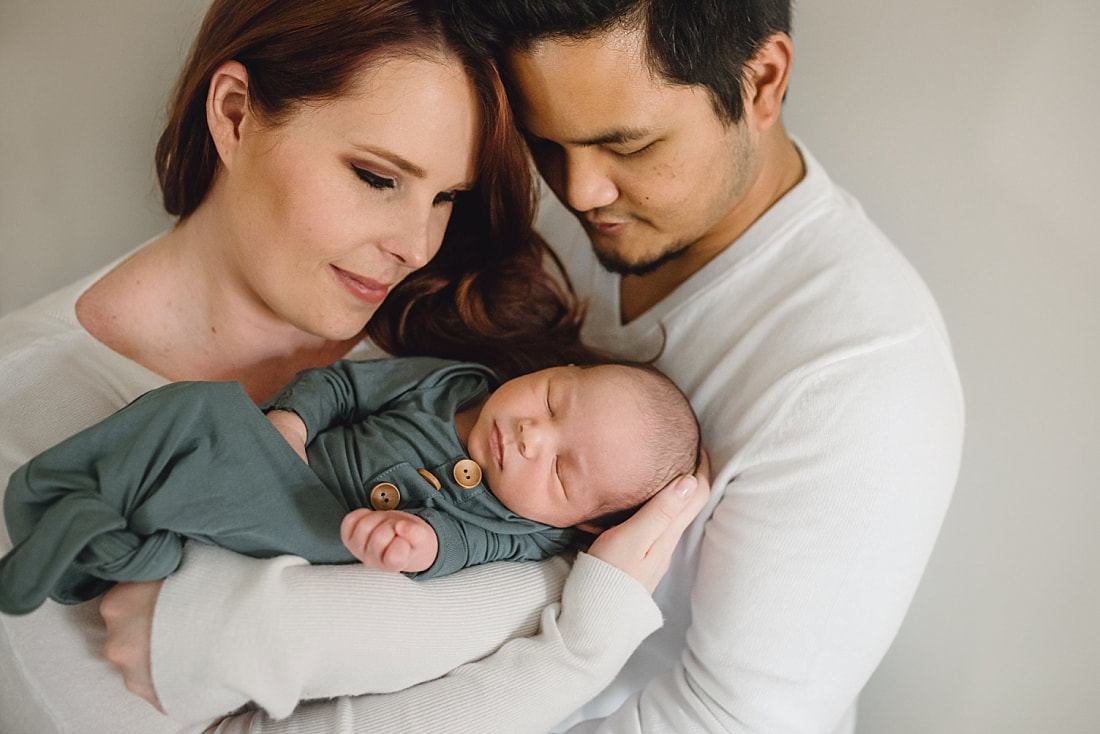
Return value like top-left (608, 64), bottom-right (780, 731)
top-left (152, 542), bottom-right (571, 722)
top-left (244, 553), bottom-right (660, 734)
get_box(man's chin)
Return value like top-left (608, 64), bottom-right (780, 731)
top-left (592, 238), bottom-right (688, 277)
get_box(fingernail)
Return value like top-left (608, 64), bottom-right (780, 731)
top-left (676, 476), bottom-right (698, 498)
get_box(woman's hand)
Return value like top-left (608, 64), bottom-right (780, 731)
top-left (266, 409), bottom-right (309, 463)
top-left (100, 580), bottom-right (165, 712)
top-left (587, 449), bottom-right (711, 593)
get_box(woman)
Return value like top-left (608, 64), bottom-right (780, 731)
top-left (2, 0), bottom-right (704, 732)
top-left (2, 1), bottom-right (704, 734)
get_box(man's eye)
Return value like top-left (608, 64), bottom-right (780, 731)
top-left (352, 166), bottom-right (395, 190)
top-left (618, 141), bottom-right (655, 158)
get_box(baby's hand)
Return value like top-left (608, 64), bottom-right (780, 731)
top-left (341, 509), bottom-right (439, 573)
top-left (267, 410), bottom-right (308, 463)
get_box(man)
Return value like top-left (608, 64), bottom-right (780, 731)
top-left (101, 3), bottom-right (963, 732)
top-left (440, 2), bottom-right (965, 732)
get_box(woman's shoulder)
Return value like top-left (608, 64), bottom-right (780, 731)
top-left (0, 272), bottom-right (98, 352)
top-left (0, 275), bottom-right (168, 488)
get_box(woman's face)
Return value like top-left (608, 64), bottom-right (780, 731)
top-left (220, 54), bottom-right (481, 340)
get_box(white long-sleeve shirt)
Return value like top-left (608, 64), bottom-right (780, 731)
top-left (157, 142), bottom-right (964, 733)
top-left (0, 142), bottom-right (963, 734)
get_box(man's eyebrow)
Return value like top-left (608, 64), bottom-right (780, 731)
top-left (526, 127), bottom-right (652, 148)
top-left (350, 143), bottom-right (427, 178)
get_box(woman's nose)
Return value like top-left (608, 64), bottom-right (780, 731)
top-left (382, 208), bottom-right (441, 269)
top-left (382, 227), bottom-right (431, 269)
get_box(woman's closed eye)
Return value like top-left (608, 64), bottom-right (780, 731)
top-left (352, 165), bottom-right (395, 190)
top-left (433, 190), bottom-right (460, 206)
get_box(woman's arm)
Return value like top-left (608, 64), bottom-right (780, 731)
top-left (104, 476), bottom-right (705, 729)
top-left (136, 544), bottom-right (571, 723)
top-left (222, 553), bottom-right (662, 734)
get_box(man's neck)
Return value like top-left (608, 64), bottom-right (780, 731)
top-left (619, 129), bottom-right (804, 323)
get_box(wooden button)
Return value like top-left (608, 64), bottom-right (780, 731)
top-left (369, 482), bottom-right (400, 510)
top-left (417, 468), bottom-right (442, 490)
top-left (452, 459), bottom-right (482, 489)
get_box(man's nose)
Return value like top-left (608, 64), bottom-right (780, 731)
top-left (563, 150), bottom-right (618, 212)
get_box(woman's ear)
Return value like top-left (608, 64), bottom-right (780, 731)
top-left (743, 32), bottom-right (794, 132)
top-left (206, 60), bottom-right (250, 167)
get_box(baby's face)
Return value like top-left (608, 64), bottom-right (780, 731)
top-left (466, 365), bottom-right (649, 528)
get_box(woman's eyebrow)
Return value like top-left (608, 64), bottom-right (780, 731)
top-left (349, 142), bottom-right (427, 177)
top-left (350, 142), bottom-right (475, 190)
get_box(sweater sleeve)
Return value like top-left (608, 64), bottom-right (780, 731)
top-left (193, 553), bottom-right (660, 734)
top-left (153, 542), bottom-right (576, 723)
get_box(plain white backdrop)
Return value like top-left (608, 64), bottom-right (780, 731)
top-left (2, 2), bottom-right (1098, 732)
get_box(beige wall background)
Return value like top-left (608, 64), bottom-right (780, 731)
top-left (2, 1), bottom-right (1097, 732)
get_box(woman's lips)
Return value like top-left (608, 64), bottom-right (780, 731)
top-left (333, 266), bottom-right (390, 305)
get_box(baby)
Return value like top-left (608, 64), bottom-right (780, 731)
top-left (0, 356), bottom-right (700, 615)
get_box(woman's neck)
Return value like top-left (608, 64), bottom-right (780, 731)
top-left (76, 209), bottom-right (361, 402)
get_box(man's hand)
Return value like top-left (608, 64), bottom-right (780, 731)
top-left (588, 449), bottom-right (712, 593)
top-left (266, 409), bottom-right (308, 463)
top-left (100, 580), bottom-right (165, 712)
top-left (341, 509), bottom-right (439, 573)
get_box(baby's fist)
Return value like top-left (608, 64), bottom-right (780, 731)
top-left (340, 509), bottom-right (438, 573)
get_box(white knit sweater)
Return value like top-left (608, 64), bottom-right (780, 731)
top-left (0, 143), bottom-right (963, 734)
top-left (161, 144), bottom-right (964, 733)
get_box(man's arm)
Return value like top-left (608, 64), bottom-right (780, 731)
top-left (561, 333), bottom-right (963, 733)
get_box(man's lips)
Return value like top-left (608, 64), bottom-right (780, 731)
top-left (584, 217), bottom-right (629, 235)
top-left (332, 266), bottom-right (391, 305)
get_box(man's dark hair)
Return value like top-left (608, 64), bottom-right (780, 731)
top-left (443, 0), bottom-right (792, 123)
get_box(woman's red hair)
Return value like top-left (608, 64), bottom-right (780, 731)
top-left (156, 0), bottom-right (599, 379)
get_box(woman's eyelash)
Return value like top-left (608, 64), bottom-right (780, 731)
top-left (352, 165), bottom-right (395, 190)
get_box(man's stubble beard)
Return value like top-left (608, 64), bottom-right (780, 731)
top-left (591, 234), bottom-right (692, 277)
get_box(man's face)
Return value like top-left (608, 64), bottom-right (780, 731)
top-left (506, 26), bottom-right (760, 277)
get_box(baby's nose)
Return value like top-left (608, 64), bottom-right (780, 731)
top-left (519, 419), bottom-right (547, 456)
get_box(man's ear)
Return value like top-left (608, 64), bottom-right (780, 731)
top-left (206, 60), bottom-right (250, 167)
top-left (743, 32), bottom-right (793, 132)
